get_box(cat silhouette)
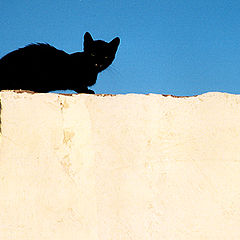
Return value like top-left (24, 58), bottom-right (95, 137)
top-left (0, 32), bottom-right (120, 93)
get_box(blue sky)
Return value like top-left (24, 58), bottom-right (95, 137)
top-left (1, 0), bottom-right (240, 96)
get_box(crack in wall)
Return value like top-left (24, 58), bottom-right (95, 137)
top-left (57, 95), bottom-right (77, 182)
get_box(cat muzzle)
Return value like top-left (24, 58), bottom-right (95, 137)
top-left (95, 63), bottom-right (104, 71)
top-left (95, 63), bottom-right (103, 68)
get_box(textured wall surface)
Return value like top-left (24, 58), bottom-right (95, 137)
top-left (0, 91), bottom-right (240, 239)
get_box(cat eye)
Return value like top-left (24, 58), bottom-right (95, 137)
top-left (104, 56), bottom-right (109, 59)
top-left (91, 53), bottom-right (96, 57)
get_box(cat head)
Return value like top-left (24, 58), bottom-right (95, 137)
top-left (83, 32), bottom-right (120, 72)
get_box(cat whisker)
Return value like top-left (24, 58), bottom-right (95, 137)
top-left (105, 65), bottom-right (123, 79)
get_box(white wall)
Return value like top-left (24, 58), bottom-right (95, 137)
top-left (1, 91), bottom-right (240, 239)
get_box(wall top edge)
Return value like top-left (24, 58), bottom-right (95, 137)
top-left (0, 90), bottom-right (239, 99)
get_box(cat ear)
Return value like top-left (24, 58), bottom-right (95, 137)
top-left (84, 32), bottom-right (93, 42)
top-left (109, 37), bottom-right (120, 52)
top-left (84, 32), bottom-right (93, 51)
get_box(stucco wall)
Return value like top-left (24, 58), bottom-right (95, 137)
top-left (0, 91), bottom-right (240, 239)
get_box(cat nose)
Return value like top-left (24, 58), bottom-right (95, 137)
top-left (95, 64), bottom-right (103, 68)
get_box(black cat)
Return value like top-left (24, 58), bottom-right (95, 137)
top-left (0, 32), bottom-right (120, 93)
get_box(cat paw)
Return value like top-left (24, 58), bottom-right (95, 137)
top-left (85, 89), bottom-right (95, 94)
top-left (75, 88), bottom-right (95, 94)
